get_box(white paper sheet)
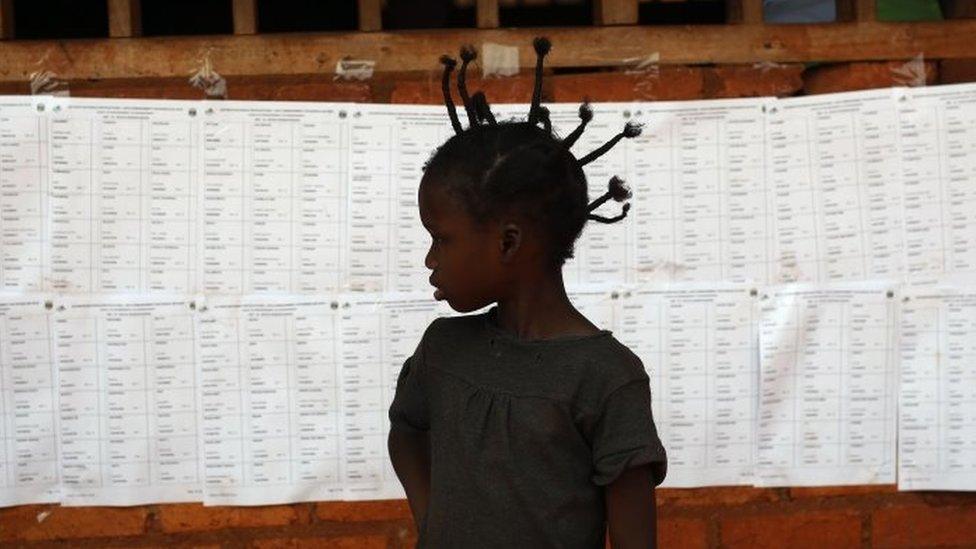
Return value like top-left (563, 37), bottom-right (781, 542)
top-left (198, 101), bottom-right (347, 294)
top-left (896, 83), bottom-right (976, 283)
top-left (611, 284), bottom-right (758, 487)
top-left (765, 90), bottom-right (905, 283)
top-left (52, 295), bottom-right (201, 505)
top-left (45, 98), bottom-right (199, 294)
top-left (756, 282), bottom-right (898, 486)
top-left (898, 285), bottom-right (976, 491)
top-left (195, 295), bottom-right (345, 505)
top-left (0, 295), bottom-right (59, 507)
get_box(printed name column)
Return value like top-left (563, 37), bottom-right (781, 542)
top-left (0, 99), bottom-right (47, 291)
top-left (0, 297), bottom-right (58, 507)
top-left (339, 294), bottom-right (449, 499)
top-left (899, 287), bottom-right (976, 491)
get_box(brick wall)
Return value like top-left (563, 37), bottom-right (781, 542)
top-left (1, 59), bottom-right (975, 548)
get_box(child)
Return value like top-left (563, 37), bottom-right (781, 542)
top-left (388, 38), bottom-right (667, 548)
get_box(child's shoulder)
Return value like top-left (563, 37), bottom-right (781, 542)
top-left (420, 311), bottom-right (648, 402)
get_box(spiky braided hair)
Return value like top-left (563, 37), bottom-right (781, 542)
top-left (423, 37), bottom-right (640, 266)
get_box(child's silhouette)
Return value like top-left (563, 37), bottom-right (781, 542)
top-left (388, 38), bottom-right (667, 548)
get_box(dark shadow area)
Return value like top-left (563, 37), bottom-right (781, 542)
top-left (258, 0), bottom-right (358, 32)
top-left (383, 0), bottom-right (475, 29)
top-left (13, 0), bottom-right (107, 39)
top-left (142, 0), bottom-right (233, 36)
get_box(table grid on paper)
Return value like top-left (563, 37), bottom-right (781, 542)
top-left (0, 101), bottom-right (48, 293)
top-left (0, 299), bottom-right (58, 506)
top-left (898, 290), bottom-right (976, 491)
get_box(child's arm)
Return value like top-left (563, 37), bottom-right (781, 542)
top-left (388, 427), bottom-right (431, 529)
top-left (606, 463), bottom-right (657, 549)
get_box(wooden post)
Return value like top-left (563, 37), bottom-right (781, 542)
top-left (0, 0), bottom-right (14, 40)
top-left (108, 0), bottom-right (142, 38)
top-left (358, 0), bottom-right (382, 32)
top-left (594, 0), bottom-right (638, 25)
top-left (726, 0), bottom-right (763, 24)
top-left (233, 0), bottom-right (257, 35)
top-left (477, 0), bottom-right (499, 29)
top-left (837, 0), bottom-right (876, 22)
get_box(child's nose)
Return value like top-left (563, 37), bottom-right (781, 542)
top-left (425, 247), bottom-right (437, 270)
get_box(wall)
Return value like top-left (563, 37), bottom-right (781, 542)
top-left (1, 59), bottom-right (975, 548)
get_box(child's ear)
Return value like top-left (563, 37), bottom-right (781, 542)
top-left (498, 222), bottom-right (522, 264)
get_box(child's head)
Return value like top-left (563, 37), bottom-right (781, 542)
top-left (419, 38), bottom-right (638, 312)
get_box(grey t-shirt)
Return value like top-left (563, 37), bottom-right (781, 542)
top-left (389, 307), bottom-right (667, 548)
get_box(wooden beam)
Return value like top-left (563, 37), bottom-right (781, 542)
top-left (108, 0), bottom-right (141, 38)
top-left (0, 0), bottom-right (14, 40)
top-left (594, 0), bottom-right (638, 25)
top-left (477, 0), bottom-right (499, 29)
top-left (233, 0), bottom-right (257, 35)
top-left (358, 0), bottom-right (382, 32)
top-left (0, 22), bottom-right (974, 82)
top-left (726, 0), bottom-right (763, 24)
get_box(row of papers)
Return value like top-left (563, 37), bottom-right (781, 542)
top-left (1, 282), bottom-right (973, 507)
top-left (1, 83), bottom-right (975, 294)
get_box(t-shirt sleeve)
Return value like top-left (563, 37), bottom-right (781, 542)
top-left (388, 327), bottom-right (431, 433)
top-left (588, 377), bottom-right (667, 487)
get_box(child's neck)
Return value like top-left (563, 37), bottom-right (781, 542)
top-left (493, 268), bottom-right (601, 341)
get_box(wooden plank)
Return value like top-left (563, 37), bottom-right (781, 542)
top-left (0, 0), bottom-right (14, 40)
top-left (358, 0), bottom-right (382, 32)
top-left (594, 0), bottom-right (638, 25)
top-left (233, 0), bottom-right (257, 35)
top-left (726, 0), bottom-right (763, 24)
top-left (108, 0), bottom-right (142, 38)
top-left (856, 0), bottom-right (876, 21)
top-left (477, 0), bottom-right (499, 29)
top-left (0, 21), bottom-right (974, 82)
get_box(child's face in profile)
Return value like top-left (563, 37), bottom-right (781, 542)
top-left (418, 180), bottom-right (502, 313)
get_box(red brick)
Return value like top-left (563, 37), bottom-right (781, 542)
top-left (0, 505), bottom-right (148, 541)
top-left (396, 523), bottom-right (418, 549)
top-left (391, 71), bottom-right (537, 105)
top-left (803, 60), bottom-right (938, 95)
top-left (251, 535), bottom-right (388, 549)
top-left (70, 81), bottom-right (204, 99)
top-left (156, 503), bottom-right (311, 533)
top-left (659, 517), bottom-right (708, 549)
top-left (873, 505), bottom-right (976, 548)
top-left (720, 510), bottom-right (861, 549)
top-left (315, 499), bottom-right (411, 522)
top-left (657, 486), bottom-right (781, 508)
top-left (228, 80), bottom-right (371, 102)
top-left (551, 68), bottom-right (704, 102)
top-left (790, 484), bottom-right (897, 499)
top-left (702, 64), bottom-right (803, 98)
top-left (939, 58), bottom-right (976, 84)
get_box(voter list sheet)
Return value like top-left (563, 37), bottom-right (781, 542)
top-left (898, 285), bottom-right (976, 491)
top-left (194, 293), bottom-right (454, 505)
top-left (756, 282), bottom-right (898, 486)
top-left (52, 295), bottom-right (201, 505)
